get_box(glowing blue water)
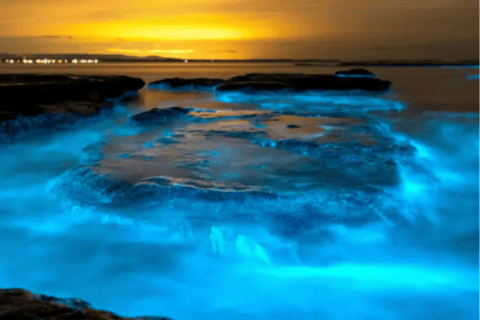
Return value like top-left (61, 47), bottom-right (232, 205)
top-left (215, 90), bottom-right (405, 113)
top-left (335, 74), bottom-right (376, 78)
top-left (0, 76), bottom-right (478, 320)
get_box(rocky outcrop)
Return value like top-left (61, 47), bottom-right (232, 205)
top-left (130, 106), bottom-right (191, 124)
top-left (334, 68), bottom-right (376, 78)
top-left (148, 77), bottom-right (223, 90)
top-left (216, 72), bottom-right (389, 91)
top-left (0, 74), bottom-right (145, 122)
top-left (215, 80), bottom-right (291, 91)
top-left (0, 288), bottom-right (171, 320)
top-left (148, 70), bottom-right (391, 92)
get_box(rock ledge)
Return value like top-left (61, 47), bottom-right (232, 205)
top-left (148, 70), bottom-right (390, 92)
top-left (0, 288), bottom-right (171, 320)
top-left (0, 74), bottom-right (145, 122)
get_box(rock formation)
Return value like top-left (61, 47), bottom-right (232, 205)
top-left (148, 70), bottom-right (391, 92)
top-left (130, 106), bottom-right (191, 124)
top-left (334, 68), bottom-right (376, 78)
top-left (148, 77), bottom-right (223, 90)
top-left (0, 288), bottom-right (171, 320)
top-left (0, 74), bottom-right (145, 122)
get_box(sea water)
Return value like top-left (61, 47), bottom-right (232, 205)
top-left (0, 63), bottom-right (478, 320)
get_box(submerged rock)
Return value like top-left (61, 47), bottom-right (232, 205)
top-left (131, 106), bottom-right (191, 124)
top-left (0, 288), bottom-right (171, 320)
top-left (0, 74), bottom-right (145, 122)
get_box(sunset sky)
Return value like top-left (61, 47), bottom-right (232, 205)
top-left (1, 0), bottom-right (478, 60)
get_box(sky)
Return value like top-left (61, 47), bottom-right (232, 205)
top-left (0, 0), bottom-right (478, 60)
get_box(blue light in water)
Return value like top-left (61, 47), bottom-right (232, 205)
top-left (145, 142), bottom-right (154, 149)
top-left (264, 263), bottom-right (475, 291)
top-left (335, 74), bottom-right (376, 78)
top-left (467, 74), bottom-right (479, 80)
top-left (147, 83), bottom-right (216, 92)
top-left (442, 65), bottom-right (480, 69)
top-left (215, 90), bottom-right (404, 112)
top-left (0, 89), bottom-right (478, 320)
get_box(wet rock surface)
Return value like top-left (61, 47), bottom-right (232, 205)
top-left (148, 70), bottom-right (390, 92)
top-left (148, 77), bottom-right (223, 90)
top-left (334, 68), bottom-right (376, 78)
top-left (217, 72), bottom-right (390, 91)
top-left (0, 288), bottom-right (171, 320)
top-left (0, 74), bottom-right (145, 122)
top-left (131, 106), bottom-right (192, 124)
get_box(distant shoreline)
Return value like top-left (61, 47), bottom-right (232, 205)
top-left (1, 59), bottom-right (478, 67)
top-left (0, 53), bottom-right (477, 66)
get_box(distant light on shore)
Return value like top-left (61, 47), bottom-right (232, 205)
top-left (1, 58), bottom-right (101, 64)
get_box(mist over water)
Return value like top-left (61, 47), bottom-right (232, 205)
top-left (0, 64), bottom-right (478, 320)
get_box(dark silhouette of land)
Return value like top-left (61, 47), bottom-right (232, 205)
top-left (0, 53), bottom-right (477, 65)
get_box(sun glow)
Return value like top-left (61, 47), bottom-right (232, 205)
top-left (64, 18), bottom-right (258, 41)
top-left (106, 48), bottom-right (195, 56)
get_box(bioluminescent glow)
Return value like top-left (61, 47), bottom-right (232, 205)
top-left (214, 90), bottom-right (405, 113)
top-left (148, 82), bottom-right (218, 92)
top-left (442, 65), bottom-right (480, 69)
top-left (335, 74), bottom-right (376, 78)
top-left (0, 75), bottom-right (478, 320)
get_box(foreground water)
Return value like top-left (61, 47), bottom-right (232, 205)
top-left (0, 63), bottom-right (478, 320)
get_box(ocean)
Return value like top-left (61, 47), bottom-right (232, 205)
top-left (0, 62), bottom-right (478, 320)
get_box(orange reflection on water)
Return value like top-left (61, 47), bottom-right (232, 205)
top-left (263, 115), bottom-right (366, 142)
top-left (189, 109), bottom-right (271, 119)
